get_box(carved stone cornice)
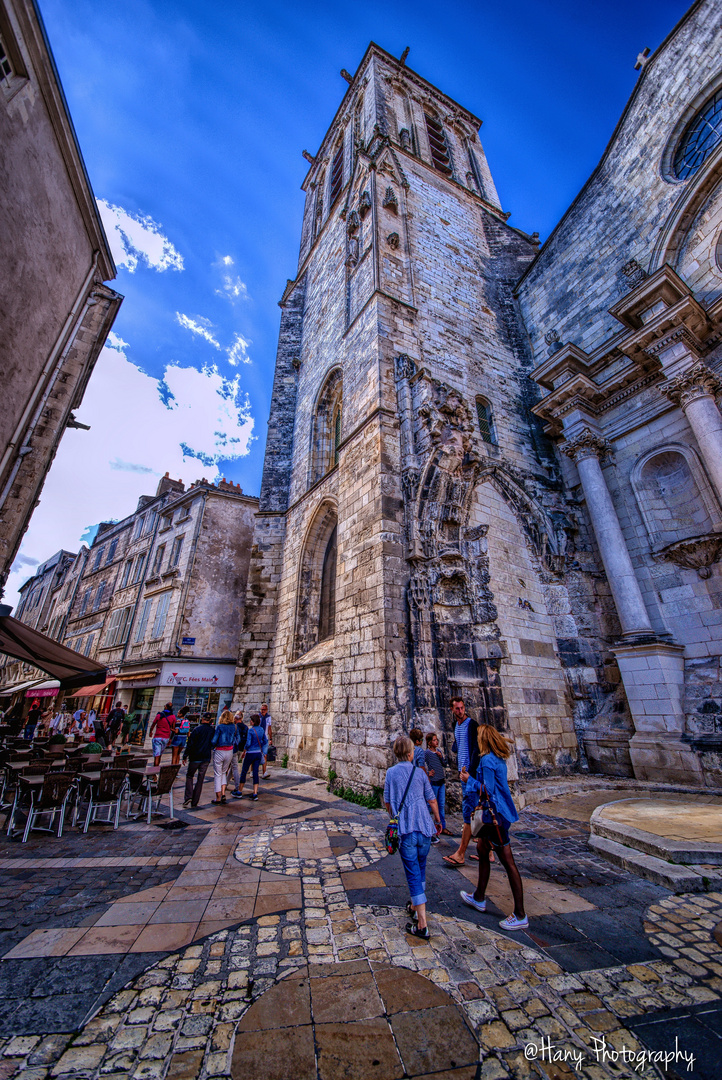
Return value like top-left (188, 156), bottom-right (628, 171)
top-left (654, 533), bottom-right (722, 578)
top-left (395, 354), bottom-right (416, 381)
top-left (559, 429), bottom-right (612, 464)
top-left (658, 362), bottom-right (722, 409)
top-left (643, 324), bottom-right (705, 363)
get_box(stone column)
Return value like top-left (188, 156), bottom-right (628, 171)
top-left (561, 430), bottom-right (653, 638)
top-left (659, 363), bottom-right (722, 504)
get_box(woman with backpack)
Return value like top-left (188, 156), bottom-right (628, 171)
top-left (383, 734), bottom-right (442, 940)
top-left (235, 713), bottom-right (267, 801)
top-left (170, 706), bottom-right (191, 766)
top-left (459, 724), bottom-right (527, 930)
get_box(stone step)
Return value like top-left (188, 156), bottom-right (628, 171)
top-left (588, 834), bottom-right (722, 893)
top-left (590, 813), bottom-right (722, 865)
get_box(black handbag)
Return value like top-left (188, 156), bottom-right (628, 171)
top-left (266, 745), bottom-right (277, 762)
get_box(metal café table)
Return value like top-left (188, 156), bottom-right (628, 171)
top-left (128, 766), bottom-right (160, 825)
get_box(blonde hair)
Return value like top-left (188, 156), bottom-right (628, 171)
top-left (393, 735), bottom-right (413, 761)
top-left (219, 709), bottom-right (234, 725)
top-left (477, 724), bottom-right (514, 759)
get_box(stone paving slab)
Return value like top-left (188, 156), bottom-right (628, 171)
top-left (1, 768), bottom-right (722, 1077)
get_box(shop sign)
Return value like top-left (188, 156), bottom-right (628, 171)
top-left (26, 687), bottom-right (58, 697)
top-left (160, 662), bottom-right (235, 687)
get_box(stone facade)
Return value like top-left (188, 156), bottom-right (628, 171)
top-left (0, 0), bottom-right (121, 591)
top-left (233, 43), bottom-right (617, 788)
top-left (518, 0), bottom-right (722, 785)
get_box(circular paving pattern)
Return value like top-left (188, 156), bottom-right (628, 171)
top-left (230, 962), bottom-right (479, 1080)
top-left (235, 820), bottom-right (386, 876)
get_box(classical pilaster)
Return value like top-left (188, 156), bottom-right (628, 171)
top-left (659, 362), bottom-right (722, 504)
top-left (561, 429), bottom-right (653, 639)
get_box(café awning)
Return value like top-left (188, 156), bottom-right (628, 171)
top-left (0, 605), bottom-right (106, 690)
top-left (69, 676), bottom-right (116, 698)
top-left (0, 677), bottom-right (46, 697)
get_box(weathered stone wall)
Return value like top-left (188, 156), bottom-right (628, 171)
top-left (234, 44), bottom-right (618, 787)
top-left (0, 0), bottom-right (120, 586)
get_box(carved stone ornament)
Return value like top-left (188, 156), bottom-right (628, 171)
top-left (358, 190), bottom-right (372, 219)
top-left (465, 171), bottom-right (477, 192)
top-left (346, 210), bottom-right (360, 268)
top-left (398, 128), bottom-right (411, 151)
top-left (621, 258), bottom-right (647, 290)
top-left (560, 428), bottom-right (612, 464)
top-left (382, 186), bottom-right (398, 213)
top-left (655, 533), bottom-right (722, 578)
top-left (544, 329), bottom-right (563, 356)
top-left (387, 232), bottom-right (400, 249)
top-left (659, 362), bottom-right (722, 410)
top-left (395, 354), bottom-right (416, 381)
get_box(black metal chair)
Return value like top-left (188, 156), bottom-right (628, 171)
top-left (21, 772), bottom-right (76, 843)
top-left (129, 763), bottom-right (181, 821)
top-left (80, 769), bottom-right (128, 833)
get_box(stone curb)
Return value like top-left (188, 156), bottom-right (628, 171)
top-left (590, 800), bottom-right (722, 865)
top-left (588, 833), bottom-right (722, 892)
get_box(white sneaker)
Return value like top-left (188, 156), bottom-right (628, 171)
top-left (460, 891), bottom-right (486, 912)
top-left (499, 913), bottom-right (528, 930)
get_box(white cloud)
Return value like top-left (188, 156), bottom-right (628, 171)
top-left (227, 333), bottom-right (252, 366)
top-left (216, 274), bottom-right (249, 302)
top-left (3, 342), bottom-right (254, 610)
top-left (106, 331), bottom-right (129, 351)
top-left (214, 254), bottom-right (249, 302)
top-left (97, 199), bottom-right (184, 273)
top-left (176, 313), bottom-right (221, 349)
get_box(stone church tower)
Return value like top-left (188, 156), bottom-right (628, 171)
top-left (233, 42), bottom-right (609, 789)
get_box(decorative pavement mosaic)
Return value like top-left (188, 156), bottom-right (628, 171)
top-left (234, 820), bottom-right (387, 877)
top-left (0, 769), bottom-right (721, 1079)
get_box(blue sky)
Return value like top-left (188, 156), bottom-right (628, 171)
top-left (7, 0), bottom-right (689, 605)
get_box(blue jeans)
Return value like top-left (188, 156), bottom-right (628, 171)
top-left (431, 782), bottom-right (446, 830)
top-left (399, 831), bottom-right (431, 905)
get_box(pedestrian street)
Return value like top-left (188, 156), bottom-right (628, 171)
top-left (0, 767), bottom-right (721, 1079)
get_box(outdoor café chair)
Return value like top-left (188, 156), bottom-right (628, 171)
top-left (129, 763), bottom-right (181, 822)
top-left (81, 768), bottom-right (128, 833)
top-left (21, 771), bottom-right (76, 843)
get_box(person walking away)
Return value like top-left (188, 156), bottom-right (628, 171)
top-left (443, 697), bottom-right (480, 869)
top-left (171, 706), bottom-right (191, 765)
top-left (460, 724), bottom-right (527, 930)
top-left (258, 703), bottom-right (273, 778)
top-left (211, 709), bottom-right (239, 804)
top-left (384, 734), bottom-right (442, 939)
top-left (106, 702), bottom-right (125, 746)
top-left (80, 711), bottom-right (94, 742)
top-left (229, 710), bottom-right (248, 797)
top-left (182, 712), bottom-right (214, 808)
top-left (424, 732), bottom-right (449, 843)
top-left (236, 714), bottom-right (266, 801)
top-left (149, 703), bottom-right (176, 766)
top-left (24, 700), bottom-right (43, 741)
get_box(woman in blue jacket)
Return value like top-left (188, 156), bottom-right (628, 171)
top-left (459, 725), bottom-right (527, 930)
top-left (211, 709), bottom-right (240, 804)
top-left (235, 713), bottom-right (267, 801)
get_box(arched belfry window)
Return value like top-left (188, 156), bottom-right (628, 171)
top-left (425, 114), bottom-right (452, 177)
top-left (310, 368), bottom-right (343, 485)
top-left (329, 139), bottom-right (345, 207)
top-left (475, 396), bottom-right (496, 445)
top-left (294, 504), bottom-right (338, 658)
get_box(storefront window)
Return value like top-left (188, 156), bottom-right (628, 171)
top-left (167, 686), bottom-right (233, 720)
top-left (131, 688), bottom-right (155, 736)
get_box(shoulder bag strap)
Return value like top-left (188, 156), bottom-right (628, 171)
top-left (396, 764), bottom-right (417, 817)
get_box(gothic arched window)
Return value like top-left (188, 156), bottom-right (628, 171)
top-left (475, 396), bottom-right (496, 445)
top-left (310, 368), bottom-right (343, 485)
top-left (425, 114), bottom-right (452, 177)
top-left (318, 525), bottom-right (337, 641)
top-left (294, 503), bottom-right (338, 658)
top-left (329, 139), bottom-right (345, 207)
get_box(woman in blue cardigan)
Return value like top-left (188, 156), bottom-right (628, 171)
top-left (459, 725), bottom-right (527, 930)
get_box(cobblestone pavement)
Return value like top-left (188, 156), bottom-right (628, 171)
top-left (0, 768), bottom-right (720, 1078)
